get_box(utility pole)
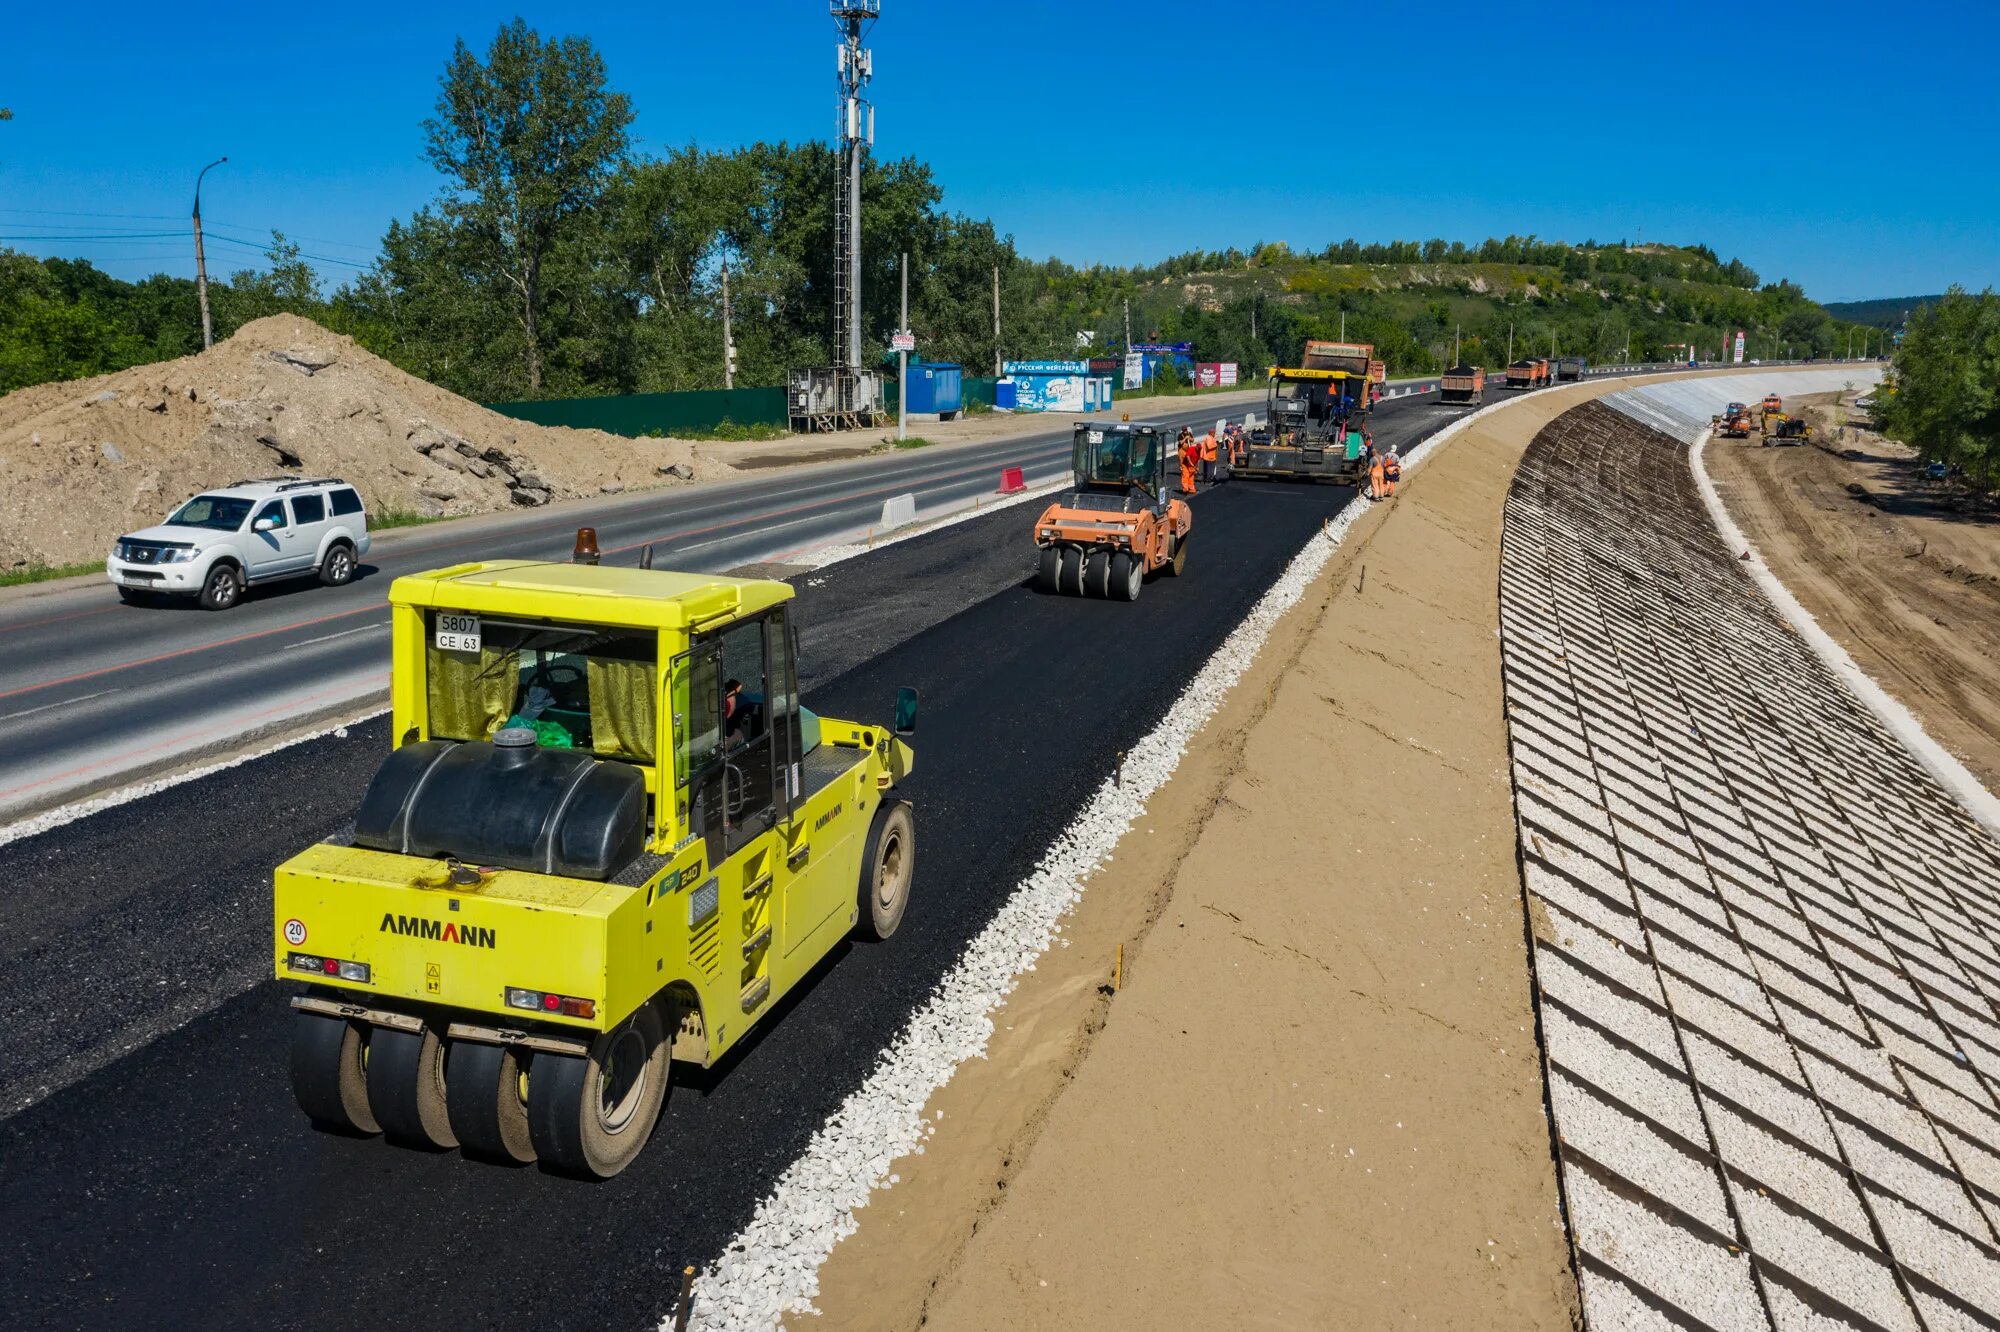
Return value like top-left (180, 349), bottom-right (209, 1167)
top-left (1508, 322), bottom-right (1514, 362)
top-left (832, 2), bottom-right (877, 414)
top-left (192, 156), bottom-right (227, 350)
top-left (992, 262), bottom-right (1001, 376)
top-left (1125, 297), bottom-right (1132, 349)
top-left (721, 261), bottom-right (735, 389)
top-left (1339, 311), bottom-right (1346, 341)
top-left (897, 251), bottom-right (908, 442)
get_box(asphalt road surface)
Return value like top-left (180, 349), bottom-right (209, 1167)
top-left (0, 368), bottom-right (1700, 822)
top-left (0, 382), bottom-right (1498, 1330)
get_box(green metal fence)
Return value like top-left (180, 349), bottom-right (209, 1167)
top-left (484, 385), bottom-right (789, 437)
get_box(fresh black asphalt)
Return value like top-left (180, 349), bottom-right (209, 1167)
top-left (1, 391), bottom-right (1481, 1329)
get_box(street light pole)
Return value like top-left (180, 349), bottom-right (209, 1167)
top-left (897, 251), bottom-right (908, 442)
top-left (193, 156), bottom-right (227, 350)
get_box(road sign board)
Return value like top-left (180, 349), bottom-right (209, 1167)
top-left (891, 331), bottom-right (916, 352)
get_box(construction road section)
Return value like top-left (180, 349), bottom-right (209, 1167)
top-left (1503, 383), bottom-right (2000, 1329)
top-left (0, 366), bottom-right (1694, 825)
top-left (0, 379), bottom-right (1502, 1331)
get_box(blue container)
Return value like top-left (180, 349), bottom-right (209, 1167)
top-left (904, 362), bottom-right (964, 417)
top-left (994, 379), bottom-right (1018, 410)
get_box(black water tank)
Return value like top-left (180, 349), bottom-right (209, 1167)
top-left (352, 728), bottom-right (647, 880)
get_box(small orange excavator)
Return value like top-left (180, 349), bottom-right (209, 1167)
top-left (1033, 419), bottom-right (1192, 600)
top-left (1712, 401), bottom-right (1755, 437)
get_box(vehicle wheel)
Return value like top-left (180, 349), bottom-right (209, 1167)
top-left (1083, 548), bottom-right (1111, 598)
top-left (198, 563), bottom-right (241, 612)
top-left (319, 542), bottom-right (355, 587)
top-left (447, 1039), bottom-right (535, 1165)
top-left (290, 1011), bottom-right (379, 1135)
top-left (1036, 545), bottom-right (1059, 591)
top-left (367, 1024), bottom-right (459, 1150)
top-left (1164, 534), bottom-right (1189, 577)
top-left (528, 1005), bottom-right (669, 1179)
top-left (1057, 545), bottom-right (1084, 597)
top-left (857, 801), bottom-right (915, 941)
top-left (1111, 551), bottom-right (1143, 601)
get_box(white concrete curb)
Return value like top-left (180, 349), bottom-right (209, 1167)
top-left (1690, 429), bottom-right (2000, 836)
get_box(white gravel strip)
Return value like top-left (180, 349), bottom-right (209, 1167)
top-left (0, 704), bottom-right (387, 850)
top-left (1689, 423), bottom-right (2000, 839)
top-left (681, 393), bottom-right (1518, 1331)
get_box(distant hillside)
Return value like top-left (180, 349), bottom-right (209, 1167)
top-left (1823, 296), bottom-right (1945, 329)
top-left (1075, 238), bottom-right (1875, 377)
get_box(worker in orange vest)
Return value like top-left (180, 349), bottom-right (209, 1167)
top-left (1367, 445), bottom-right (1387, 501)
top-left (1383, 444), bottom-right (1402, 496)
top-left (1178, 428), bottom-right (1199, 495)
top-left (1227, 423), bottom-right (1247, 467)
top-left (1199, 429), bottom-right (1219, 484)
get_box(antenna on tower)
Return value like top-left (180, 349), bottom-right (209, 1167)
top-left (831, 0), bottom-right (880, 420)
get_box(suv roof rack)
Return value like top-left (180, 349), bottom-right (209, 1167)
top-left (226, 476), bottom-right (345, 492)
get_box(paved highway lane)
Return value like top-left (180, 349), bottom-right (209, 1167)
top-left (0, 389), bottom-right (1482, 1331)
top-left (0, 397), bottom-right (1284, 821)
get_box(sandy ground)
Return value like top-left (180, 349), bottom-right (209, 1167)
top-left (0, 314), bottom-right (723, 572)
top-left (1707, 393), bottom-right (2000, 794)
top-left (802, 386), bottom-right (1620, 1331)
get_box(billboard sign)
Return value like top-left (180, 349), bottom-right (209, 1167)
top-left (1219, 362), bottom-right (1239, 386)
top-left (1003, 359), bottom-right (1087, 375)
top-left (1195, 362), bottom-right (1222, 388)
top-left (1123, 352), bottom-right (1145, 389)
top-left (1732, 330), bottom-right (1745, 364)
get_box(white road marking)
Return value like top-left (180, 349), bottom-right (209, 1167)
top-left (0, 688), bottom-right (113, 725)
top-left (284, 622), bottom-right (388, 650)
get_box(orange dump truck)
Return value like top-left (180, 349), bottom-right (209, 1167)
top-left (1505, 359), bottom-right (1550, 389)
top-left (1438, 364), bottom-right (1486, 405)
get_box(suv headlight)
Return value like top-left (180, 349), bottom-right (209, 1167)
top-left (159, 548), bottom-right (198, 563)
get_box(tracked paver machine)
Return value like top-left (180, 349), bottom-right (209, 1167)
top-left (276, 540), bottom-right (918, 1177)
top-left (1239, 340), bottom-right (1380, 484)
top-left (1033, 420), bottom-right (1191, 600)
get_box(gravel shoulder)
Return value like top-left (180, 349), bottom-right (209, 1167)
top-left (1706, 393), bottom-right (2000, 794)
top-left (803, 385), bottom-right (1613, 1331)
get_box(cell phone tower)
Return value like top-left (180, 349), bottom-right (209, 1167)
top-left (832, 0), bottom-right (877, 413)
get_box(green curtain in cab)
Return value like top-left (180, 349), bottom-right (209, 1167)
top-left (428, 645), bottom-right (520, 741)
top-left (587, 657), bottom-right (657, 763)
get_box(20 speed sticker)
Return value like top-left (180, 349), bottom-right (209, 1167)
top-left (283, 918), bottom-right (308, 946)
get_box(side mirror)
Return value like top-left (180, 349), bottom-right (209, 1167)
top-left (893, 686), bottom-right (918, 736)
top-left (253, 516), bottom-right (277, 532)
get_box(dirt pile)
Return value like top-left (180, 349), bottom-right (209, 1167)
top-left (0, 314), bottom-right (728, 571)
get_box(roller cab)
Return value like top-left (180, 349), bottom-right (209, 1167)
top-left (274, 550), bottom-right (917, 1177)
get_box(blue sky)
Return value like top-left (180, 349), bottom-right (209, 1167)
top-left (3, 0), bottom-right (1995, 302)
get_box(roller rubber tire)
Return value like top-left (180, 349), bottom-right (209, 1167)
top-left (1083, 548), bottom-right (1111, 598)
top-left (857, 801), bottom-right (915, 941)
top-left (198, 563), bottom-right (241, 612)
top-left (367, 1024), bottom-right (459, 1150)
top-left (1036, 545), bottom-right (1059, 591)
top-left (319, 542), bottom-right (356, 587)
top-left (528, 1005), bottom-right (669, 1179)
top-left (447, 1039), bottom-right (536, 1165)
top-left (1164, 534), bottom-right (1188, 577)
top-left (290, 1011), bottom-right (379, 1135)
top-left (1110, 551), bottom-right (1143, 601)
top-left (1057, 545), bottom-right (1084, 597)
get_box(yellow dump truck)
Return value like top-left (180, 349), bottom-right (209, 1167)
top-left (276, 547), bottom-right (917, 1177)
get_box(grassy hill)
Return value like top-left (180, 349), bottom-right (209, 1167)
top-left (1054, 239), bottom-right (1874, 378)
top-left (1822, 296), bottom-right (1945, 330)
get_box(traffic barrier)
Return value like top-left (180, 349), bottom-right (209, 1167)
top-left (879, 493), bottom-right (917, 528)
top-left (998, 466), bottom-right (1026, 494)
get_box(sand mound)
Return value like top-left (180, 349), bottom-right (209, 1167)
top-left (0, 313), bottom-right (730, 571)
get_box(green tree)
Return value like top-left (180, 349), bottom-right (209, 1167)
top-left (422, 19), bottom-right (633, 392)
top-left (1876, 288), bottom-right (2000, 488)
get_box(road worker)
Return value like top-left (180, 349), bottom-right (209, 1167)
top-left (1383, 444), bottom-right (1402, 496)
top-left (1227, 423), bottom-right (1247, 467)
top-left (1367, 444), bottom-right (1387, 501)
top-left (1178, 428), bottom-right (1199, 495)
top-left (1199, 428), bottom-right (1219, 484)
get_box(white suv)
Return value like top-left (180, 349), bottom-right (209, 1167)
top-left (107, 477), bottom-right (372, 611)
